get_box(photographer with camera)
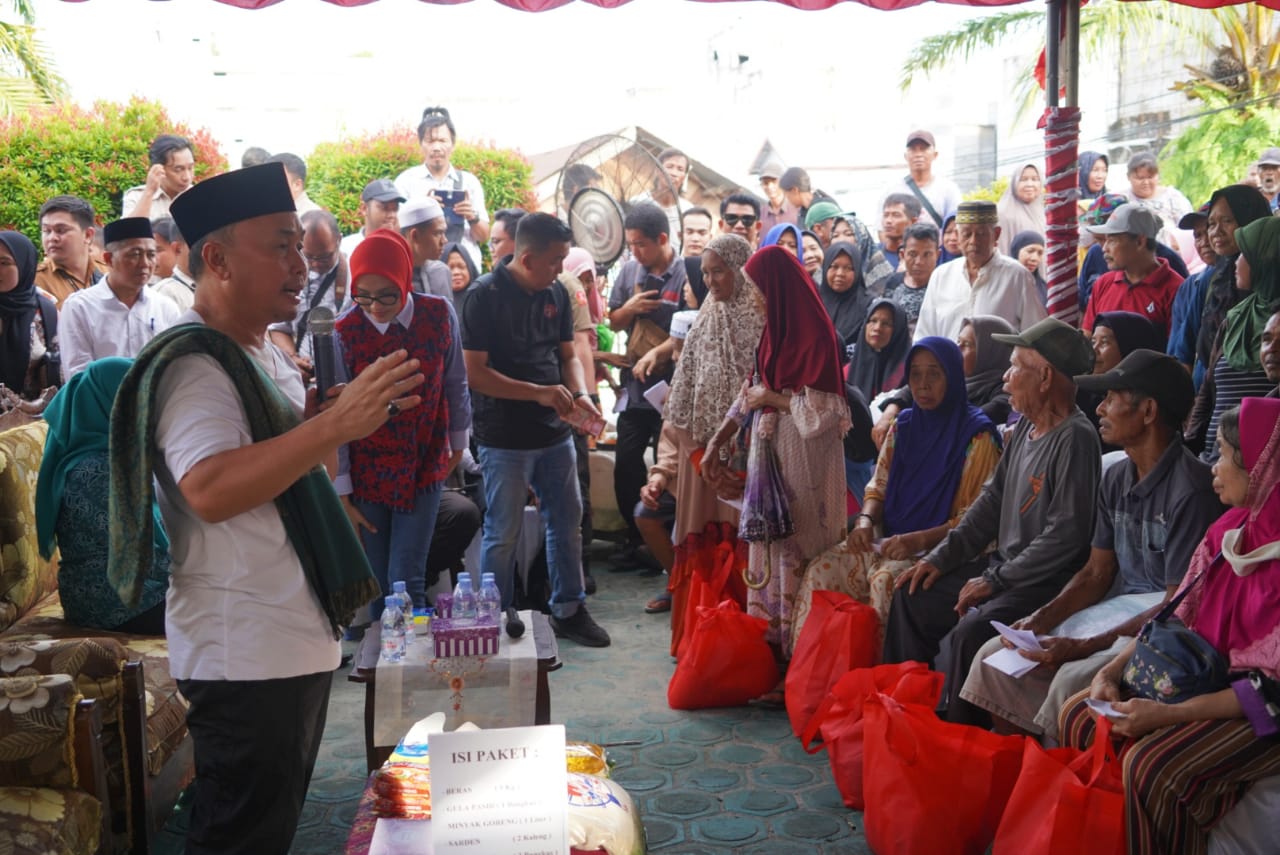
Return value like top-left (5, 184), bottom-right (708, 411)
top-left (394, 107), bottom-right (489, 272)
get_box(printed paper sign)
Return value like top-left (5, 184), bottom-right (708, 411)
top-left (430, 725), bottom-right (567, 855)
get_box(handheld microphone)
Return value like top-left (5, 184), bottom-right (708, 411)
top-left (308, 306), bottom-right (337, 403)
top-left (505, 607), bottom-right (525, 639)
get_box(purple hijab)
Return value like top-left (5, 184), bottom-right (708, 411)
top-left (882, 337), bottom-right (997, 536)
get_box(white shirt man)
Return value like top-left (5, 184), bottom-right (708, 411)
top-left (913, 201), bottom-right (1046, 341)
top-left (155, 310), bottom-right (337, 681)
top-left (59, 217), bottom-right (182, 379)
top-left (885, 130), bottom-right (963, 230)
top-left (394, 164), bottom-right (488, 269)
top-left (152, 266), bottom-right (197, 313)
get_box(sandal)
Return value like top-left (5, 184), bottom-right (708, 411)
top-left (749, 688), bottom-right (786, 709)
top-left (644, 592), bottom-right (672, 614)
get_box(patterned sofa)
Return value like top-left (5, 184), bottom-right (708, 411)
top-left (0, 674), bottom-right (110, 855)
top-left (0, 422), bottom-right (193, 853)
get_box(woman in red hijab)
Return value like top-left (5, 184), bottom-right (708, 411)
top-left (1061, 397), bottom-right (1280, 854)
top-left (702, 246), bottom-right (850, 677)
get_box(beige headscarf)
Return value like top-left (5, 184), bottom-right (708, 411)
top-left (664, 234), bottom-right (764, 444)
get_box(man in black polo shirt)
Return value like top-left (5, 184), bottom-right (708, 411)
top-left (461, 213), bottom-right (610, 647)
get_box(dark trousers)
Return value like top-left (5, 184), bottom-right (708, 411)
top-left (178, 670), bottom-right (332, 855)
top-left (573, 431), bottom-right (593, 578)
top-left (426, 488), bottom-right (482, 590)
top-left (614, 408), bottom-right (662, 542)
top-left (882, 558), bottom-right (1064, 723)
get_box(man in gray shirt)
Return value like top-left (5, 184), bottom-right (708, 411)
top-left (884, 318), bottom-right (1100, 720)
top-left (956, 350), bottom-right (1225, 735)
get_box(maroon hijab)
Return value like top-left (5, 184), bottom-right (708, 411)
top-left (745, 245), bottom-right (844, 396)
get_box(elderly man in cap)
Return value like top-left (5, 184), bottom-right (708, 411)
top-left (954, 350), bottom-right (1224, 736)
top-left (340, 179), bottom-right (405, 259)
top-left (398, 197), bottom-right (452, 299)
top-left (59, 217), bottom-right (181, 379)
top-left (1257, 146), bottom-right (1280, 212)
top-left (914, 199), bottom-right (1047, 342)
top-left (108, 162), bottom-right (420, 854)
top-left (1082, 202), bottom-right (1185, 338)
top-left (883, 318), bottom-right (1100, 721)
top-left (758, 160), bottom-right (800, 233)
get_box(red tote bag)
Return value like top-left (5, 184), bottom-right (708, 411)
top-left (862, 693), bottom-right (1026, 855)
top-left (667, 600), bottom-right (780, 710)
top-left (785, 590), bottom-right (880, 738)
top-left (993, 717), bottom-right (1125, 855)
top-left (799, 662), bottom-right (943, 809)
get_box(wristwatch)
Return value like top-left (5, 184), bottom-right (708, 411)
top-left (467, 216), bottom-right (480, 225)
top-left (572, 391), bottom-right (587, 399)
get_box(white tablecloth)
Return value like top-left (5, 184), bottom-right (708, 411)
top-left (369, 610), bottom-right (544, 746)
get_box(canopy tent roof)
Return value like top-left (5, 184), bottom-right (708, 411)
top-left (62, 0), bottom-right (1280, 9)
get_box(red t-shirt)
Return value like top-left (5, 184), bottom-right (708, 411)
top-left (1082, 258), bottom-right (1184, 337)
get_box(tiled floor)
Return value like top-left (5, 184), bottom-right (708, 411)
top-left (156, 543), bottom-right (871, 853)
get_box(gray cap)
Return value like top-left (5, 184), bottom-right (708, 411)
top-left (759, 160), bottom-right (785, 181)
top-left (361, 179), bottom-right (405, 204)
top-left (991, 317), bottom-right (1095, 378)
top-left (1258, 147), bottom-right (1280, 167)
top-left (1085, 203), bottom-right (1160, 240)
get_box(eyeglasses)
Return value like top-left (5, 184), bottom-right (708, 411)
top-left (351, 292), bottom-right (401, 306)
top-left (723, 214), bottom-right (757, 227)
top-left (305, 251), bottom-right (338, 267)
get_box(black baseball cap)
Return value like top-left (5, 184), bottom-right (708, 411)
top-left (1075, 349), bottom-right (1195, 424)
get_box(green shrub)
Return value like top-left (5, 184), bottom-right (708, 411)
top-left (1160, 103), bottom-right (1280, 206)
top-left (0, 97), bottom-right (227, 242)
top-left (963, 176), bottom-right (1009, 203)
top-left (307, 126), bottom-right (538, 261)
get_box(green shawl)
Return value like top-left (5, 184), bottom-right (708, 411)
top-left (108, 324), bottom-right (378, 638)
top-left (1222, 216), bottom-right (1280, 373)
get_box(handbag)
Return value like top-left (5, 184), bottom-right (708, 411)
top-left (1122, 561), bottom-right (1230, 703)
top-left (862, 693), bottom-right (1026, 855)
top-left (785, 590), bottom-right (880, 738)
top-left (992, 717), bottom-right (1125, 855)
top-left (667, 599), bottom-right (779, 710)
top-left (623, 317), bottom-right (670, 367)
top-left (800, 662), bottom-right (943, 809)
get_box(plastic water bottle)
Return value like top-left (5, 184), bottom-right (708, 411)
top-left (478, 573), bottom-right (501, 623)
top-left (452, 575), bottom-right (477, 620)
top-left (380, 596), bottom-right (406, 663)
top-left (392, 581), bottom-right (414, 646)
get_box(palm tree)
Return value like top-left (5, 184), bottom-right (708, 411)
top-left (0, 0), bottom-right (66, 115)
top-left (898, 0), bottom-right (1271, 123)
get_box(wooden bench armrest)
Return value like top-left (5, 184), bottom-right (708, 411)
top-left (74, 698), bottom-right (111, 855)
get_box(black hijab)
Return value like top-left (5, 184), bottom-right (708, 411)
top-left (819, 241), bottom-right (869, 350)
top-left (846, 298), bottom-right (911, 399)
top-left (443, 241), bottom-right (479, 312)
top-left (1078, 151), bottom-right (1108, 201)
top-left (1198, 185), bottom-right (1274, 368)
top-left (0, 231), bottom-right (40, 393)
top-left (1093, 311), bottom-right (1164, 356)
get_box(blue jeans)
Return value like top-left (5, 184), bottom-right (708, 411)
top-left (478, 438), bottom-right (584, 619)
top-left (357, 486), bottom-right (443, 617)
